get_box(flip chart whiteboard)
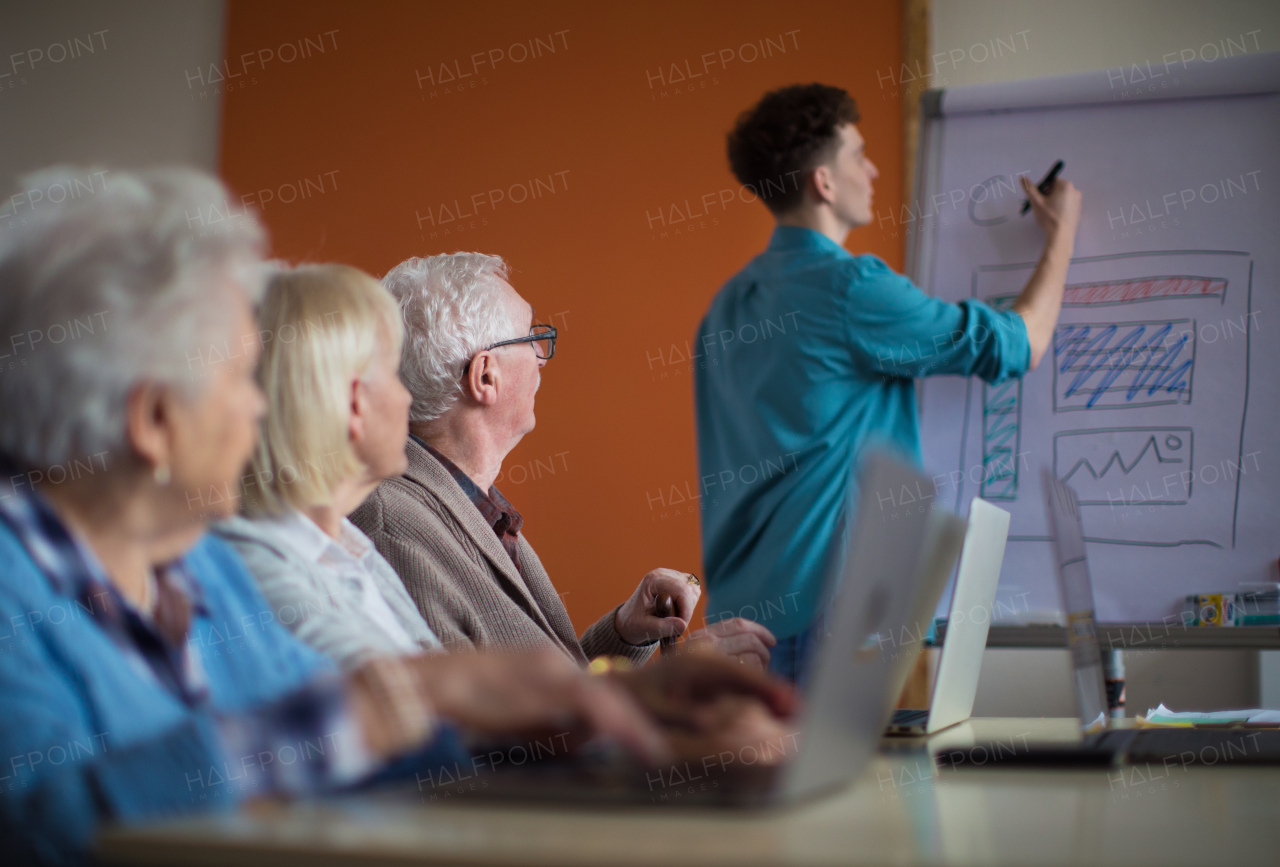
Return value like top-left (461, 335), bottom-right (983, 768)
top-left (909, 51), bottom-right (1280, 622)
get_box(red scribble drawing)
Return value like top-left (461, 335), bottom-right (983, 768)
top-left (1064, 276), bottom-right (1225, 306)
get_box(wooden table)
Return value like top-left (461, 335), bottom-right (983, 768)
top-left (97, 718), bottom-right (1280, 866)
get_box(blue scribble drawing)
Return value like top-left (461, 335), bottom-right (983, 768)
top-left (1052, 320), bottom-right (1195, 411)
top-left (981, 379), bottom-right (1021, 500)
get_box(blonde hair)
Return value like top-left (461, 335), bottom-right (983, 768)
top-left (243, 263), bottom-right (403, 516)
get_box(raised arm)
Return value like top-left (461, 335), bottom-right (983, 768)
top-left (1010, 175), bottom-right (1083, 370)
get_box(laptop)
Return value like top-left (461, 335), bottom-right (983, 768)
top-left (935, 470), bottom-right (1280, 768)
top-left (428, 451), bottom-right (968, 806)
top-left (886, 498), bottom-right (1011, 736)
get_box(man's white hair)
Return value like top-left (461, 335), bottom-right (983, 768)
top-left (0, 166), bottom-right (266, 470)
top-left (383, 252), bottom-right (514, 422)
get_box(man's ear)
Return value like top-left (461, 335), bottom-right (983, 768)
top-left (462, 352), bottom-right (500, 407)
top-left (810, 164), bottom-right (836, 206)
top-left (124, 380), bottom-right (174, 475)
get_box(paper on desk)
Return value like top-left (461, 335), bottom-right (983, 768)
top-left (1141, 703), bottom-right (1280, 725)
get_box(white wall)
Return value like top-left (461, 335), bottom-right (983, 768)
top-left (931, 0), bottom-right (1280, 88)
top-left (0, 0), bottom-right (225, 194)
top-left (932, 0), bottom-right (1279, 717)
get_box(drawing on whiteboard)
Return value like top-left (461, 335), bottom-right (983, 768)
top-left (981, 379), bottom-right (1022, 500)
top-left (1052, 320), bottom-right (1195, 410)
top-left (953, 250), bottom-right (1252, 550)
top-left (1061, 275), bottom-right (1227, 307)
top-left (1054, 427), bottom-right (1193, 505)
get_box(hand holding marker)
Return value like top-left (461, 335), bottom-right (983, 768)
top-left (1021, 159), bottom-right (1064, 215)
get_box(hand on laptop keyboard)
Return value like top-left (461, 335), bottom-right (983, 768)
top-left (613, 647), bottom-right (799, 764)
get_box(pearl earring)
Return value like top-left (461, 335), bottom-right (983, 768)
top-left (154, 464), bottom-right (171, 486)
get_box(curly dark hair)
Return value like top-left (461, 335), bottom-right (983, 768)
top-left (727, 83), bottom-right (861, 215)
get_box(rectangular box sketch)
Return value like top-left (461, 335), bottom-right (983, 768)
top-left (955, 251), bottom-right (1252, 550)
top-left (1062, 276), bottom-right (1226, 307)
top-left (1054, 427), bottom-right (1193, 505)
top-left (981, 379), bottom-right (1022, 501)
top-left (1051, 318), bottom-right (1195, 411)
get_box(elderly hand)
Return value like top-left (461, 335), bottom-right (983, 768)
top-left (685, 618), bottom-right (776, 669)
top-left (614, 644), bottom-right (797, 728)
top-left (410, 648), bottom-right (669, 763)
top-left (615, 567), bottom-right (702, 646)
top-left (613, 647), bottom-right (799, 765)
top-left (662, 693), bottom-right (800, 766)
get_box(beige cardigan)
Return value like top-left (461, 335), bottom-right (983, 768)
top-left (351, 437), bottom-right (654, 668)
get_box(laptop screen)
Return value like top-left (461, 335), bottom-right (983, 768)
top-left (1042, 469), bottom-right (1109, 732)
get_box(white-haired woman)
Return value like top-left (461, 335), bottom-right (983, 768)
top-left (0, 169), bottom-right (735, 864)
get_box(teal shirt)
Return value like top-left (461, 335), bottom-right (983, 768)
top-left (694, 226), bottom-right (1030, 640)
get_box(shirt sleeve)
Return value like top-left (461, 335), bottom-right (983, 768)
top-left (0, 584), bottom-right (231, 864)
top-left (843, 256), bottom-right (1031, 383)
top-left (579, 605), bottom-right (658, 667)
top-left (212, 669), bottom-right (378, 796)
top-left (193, 538), bottom-right (439, 795)
top-left (0, 538), bottom-right (459, 864)
top-left (192, 534), bottom-right (342, 688)
top-left (226, 533), bottom-right (398, 672)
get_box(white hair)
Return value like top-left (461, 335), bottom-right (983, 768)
top-left (0, 166), bottom-right (266, 470)
top-left (382, 252), bottom-right (513, 422)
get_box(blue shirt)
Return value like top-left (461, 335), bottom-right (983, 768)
top-left (0, 493), bottom-right (465, 865)
top-left (694, 226), bottom-right (1030, 640)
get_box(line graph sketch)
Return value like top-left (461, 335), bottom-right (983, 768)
top-left (1054, 427), bottom-right (1193, 505)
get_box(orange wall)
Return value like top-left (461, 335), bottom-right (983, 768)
top-left (219, 0), bottom-right (903, 633)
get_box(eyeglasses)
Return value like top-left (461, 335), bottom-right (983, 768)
top-left (463, 324), bottom-right (557, 374)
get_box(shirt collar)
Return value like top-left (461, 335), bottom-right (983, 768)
top-left (0, 454), bottom-right (209, 706)
top-left (412, 435), bottom-right (523, 537)
top-left (265, 509), bottom-right (369, 566)
top-left (0, 458), bottom-right (204, 609)
top-left (766, 224), bottom-right (854, 259)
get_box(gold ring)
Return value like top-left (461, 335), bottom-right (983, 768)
top-left (686, 573), bottom-right (700, 587)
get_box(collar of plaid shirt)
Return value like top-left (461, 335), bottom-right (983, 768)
top-left (411, 435), bottom-right (524, 574)
top-left (0, 459), bottom-right (210, 709)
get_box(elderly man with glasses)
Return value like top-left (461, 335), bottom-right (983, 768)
top-left (352, 253), bottom-right (774, 669)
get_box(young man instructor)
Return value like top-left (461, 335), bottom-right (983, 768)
top-left (694, 83), bottom-right (1082, 683)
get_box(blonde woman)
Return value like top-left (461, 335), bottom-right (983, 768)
top-left (216, 264), bottom-right (439, 669)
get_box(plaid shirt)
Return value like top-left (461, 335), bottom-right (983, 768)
top-left (0, 463), bottom-right (374, 799)
top-left (414, 437), bottom-right (524, 575)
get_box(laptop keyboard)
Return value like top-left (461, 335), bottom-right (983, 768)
top-left (891, 708), bottom-right (930, 726)
top-left (1123, 728), bottom-right (1280, 764)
